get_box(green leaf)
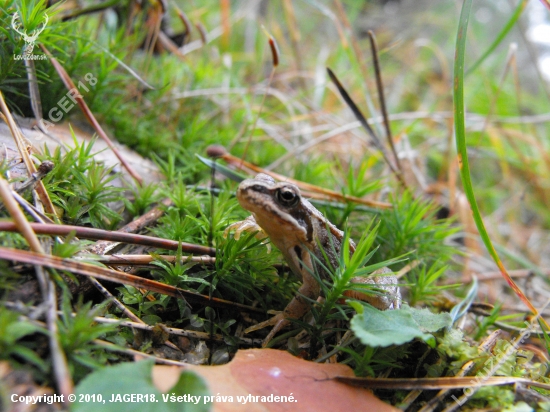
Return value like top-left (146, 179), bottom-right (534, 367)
top-left (350, 304), bottom-right (451, 348)
top-left (400, 305), bottom-right (453, 333)
top-left (73, 360), bottom-right (161, 412)
top-left (73, 360), bottom-right (209, 412)
top-left (165, 371), bottom-right (210, 412)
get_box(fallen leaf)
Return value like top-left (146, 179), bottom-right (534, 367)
top-left (152, 349), bottom-right (397, 412)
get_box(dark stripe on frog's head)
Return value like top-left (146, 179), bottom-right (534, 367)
top-left (291, 208), bottom-right (314, 243)
top-left (293, 245), bottom-right (303, 270)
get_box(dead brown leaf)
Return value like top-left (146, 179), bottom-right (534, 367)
top-left (152, 349), bottom-right (397, 412)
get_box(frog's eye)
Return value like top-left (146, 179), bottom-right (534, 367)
top-left (276, 187), bottom-right (299, 207)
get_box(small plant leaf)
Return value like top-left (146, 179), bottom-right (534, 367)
top-left (350, 304), bottom-right (451, 347)
top-left (165, 371), bottom-right (210, 412)
top-left (399, 305), bottom-right (453, 333)
top-left (74, 360), bottom-right (209, 412)
top-left (74, 360), bottom-right (161, 412)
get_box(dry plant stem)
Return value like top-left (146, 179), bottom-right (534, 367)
top-left (96, 254), bottom-right (215, 266)
top-left (173, 5), bottom-right (192, 42)
top-left (44, 269), bottom-right (73, 401)
top-left (88, 277), bottom-right (143, 323)
top-left (400, 390), bottom-right (422, 411)
top-left (94, 317), bottom-right (261, 346)
top-left (211, 147), bottom-right (392, 209)
top-left (417, 361), bottom-right (475, 412)
top-left (195, 22), bottom-right (208, 45)
top-left (477, 268), bottom-right (550, 281)
top-left (442, 302), bottom-right (550, 412)
top-left (12, 191), bottom-right (53, 225)
top-left (88, 268), bottom-right (181, 351)
top-left (367, 30), bottom-right (402, 174)
top-left (83, 198), bottom-right (184, 350)
top-left (40, 45), bottom-right (143, 185)
top-left (0, 247), bottom-right (263, 314)
top-left (86, 278), bottom-right (183, 352)
top-left (0, 179), bottom-right (44, 253)
top-left (93, 340), bottom-right (189, 367)
top-left (0, 221), bottom-right (214, 256)
top-left (0, 92), bottom-right (56, 216)
top-left (156, 31), bottom-right (187, 60)
top-left (142, 4), bottom-right (163, 76)
top-left (0, 178), bottom-right (73, 400)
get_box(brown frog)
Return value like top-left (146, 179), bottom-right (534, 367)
top-left (226, 173), bottom-right (400, 346)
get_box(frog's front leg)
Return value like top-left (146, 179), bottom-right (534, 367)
top-left (224, 215), bottom-right (271, 252)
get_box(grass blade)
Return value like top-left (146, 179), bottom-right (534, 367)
top-left (453, 0), bottom-right (548, 329)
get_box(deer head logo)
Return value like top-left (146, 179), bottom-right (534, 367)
top-left (11, 11), bottom-right (48, 58)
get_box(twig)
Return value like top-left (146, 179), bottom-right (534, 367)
top-left (94, 317), bottom-right (262, 346)
top-left (0, 247), bottom-right (264, 314)
top-left (0, 178), bottom-right (73, 400)
top-left (0, 221), bottom-right (214, 256)
top-left (93, 340), bottom-right (189, 366)
top-left (0, 91), bottom-right (57, 216)
top-left (207, 145), bottom-right (392, 209)
top-left (88, 278), bottom-right (181, 351)
top-left (89, 197), bottom-right (173, 255)
top-left (95, 254), bottom-right (215, 266)
top-left (0, 179), bottom-right (44, 253)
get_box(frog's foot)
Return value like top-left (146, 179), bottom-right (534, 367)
top-left (244, 312), bottom-right (289, 347)
top-left (224, 215), bottom-right (271, 252)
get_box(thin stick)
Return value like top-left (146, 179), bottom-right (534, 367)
top-left (0, 92), bottom-right (57, 216)
top-left (93, 340), bottom-right (189, 366)
top-left (367, 30), bottom-right (402, 174)
top-left (94, 317), bottom-right (261, 346)
top-left (0, 221), bottom-right (215, 256)
top-left (208, 145), bottom-right (392, 209)
top-left (0, 177), bottom-right (73, 399)
top-left (89, 197), bottom-right (172, 254)
top-left (0, 247), bottom-right (264, 314)
top-left (95, 254), bottom-right (215, 266)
